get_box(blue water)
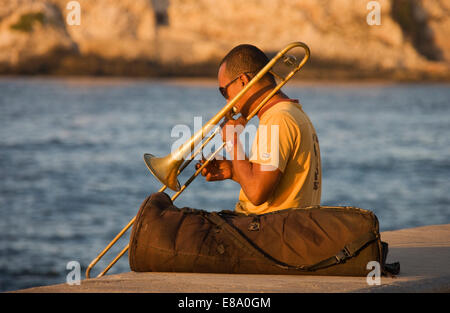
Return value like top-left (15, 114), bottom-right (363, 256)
top-left (0, 77), bottom-right (449, 291)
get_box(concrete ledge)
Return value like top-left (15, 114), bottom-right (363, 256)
top-left (13, 224), bottom-right (450, 293)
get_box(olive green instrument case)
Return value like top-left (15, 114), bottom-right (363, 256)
top-left (129, 192), bottom-right (399, 276)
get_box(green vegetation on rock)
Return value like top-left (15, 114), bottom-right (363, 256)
top-left (10, 12), bottom-right (45, 32)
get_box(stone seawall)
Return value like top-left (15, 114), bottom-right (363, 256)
top-left (13, 224), bottom-right (450, 293)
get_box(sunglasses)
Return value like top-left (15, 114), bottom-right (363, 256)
top-left (219, 72), bottom-right (254, 99)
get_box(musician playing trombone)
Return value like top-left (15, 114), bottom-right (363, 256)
top-left (197, 44), bottom-right (322, 215)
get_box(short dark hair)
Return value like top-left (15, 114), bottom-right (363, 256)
top-left (219, 44), bottom-right (275, 85)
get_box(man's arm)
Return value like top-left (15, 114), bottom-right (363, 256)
top-left (198, 142), bottom-right (281, 206)
top-left (199, 115), bottom-right (284, 206)
top-left (229, 138), bottom-right (282, 205)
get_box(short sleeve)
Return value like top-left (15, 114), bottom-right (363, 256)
top-left (249, 112), bottom-right (298, 173)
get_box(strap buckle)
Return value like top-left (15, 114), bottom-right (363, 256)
top-left (335, 246), bottom-right (351, 263)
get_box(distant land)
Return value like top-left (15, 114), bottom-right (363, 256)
top-left (0, 0), bottom-right (449, 80)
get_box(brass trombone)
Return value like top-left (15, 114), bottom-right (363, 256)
top-left (85, 42), bottom-right (310, 278)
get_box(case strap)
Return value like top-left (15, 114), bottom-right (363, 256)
top-left (207, 212), bottom-right (378, 272)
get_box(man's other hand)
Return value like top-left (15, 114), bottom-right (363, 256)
top-left (221, 115), bottom-right (247, 143)
top-left (196, 159), bottom-right (233, 181)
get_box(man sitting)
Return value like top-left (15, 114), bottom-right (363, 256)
top-left (198, 44), bottom-right (322, 214)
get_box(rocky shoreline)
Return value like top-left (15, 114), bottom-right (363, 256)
top-left (0, 0), bottom-right (449, 80)
top-left (3, 54), bottom-right (449, 82)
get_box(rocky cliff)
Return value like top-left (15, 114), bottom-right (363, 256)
top-left (0, 0), bottom-right (449, 79)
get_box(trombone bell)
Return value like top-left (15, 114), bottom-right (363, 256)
top-left (143, 153), bottom-right (182, 191)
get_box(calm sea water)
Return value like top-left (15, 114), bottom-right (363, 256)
top-left (0, 77), bottom-right (449, 291)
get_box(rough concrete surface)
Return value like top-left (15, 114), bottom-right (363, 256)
top-left (13, 224), bottom-right (450, 293)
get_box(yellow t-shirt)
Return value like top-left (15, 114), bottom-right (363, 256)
top-left (236, 100), bottom-right (321, 214)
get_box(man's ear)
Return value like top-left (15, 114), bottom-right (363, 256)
top-left (240, 73), bottom-right (251, 86)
